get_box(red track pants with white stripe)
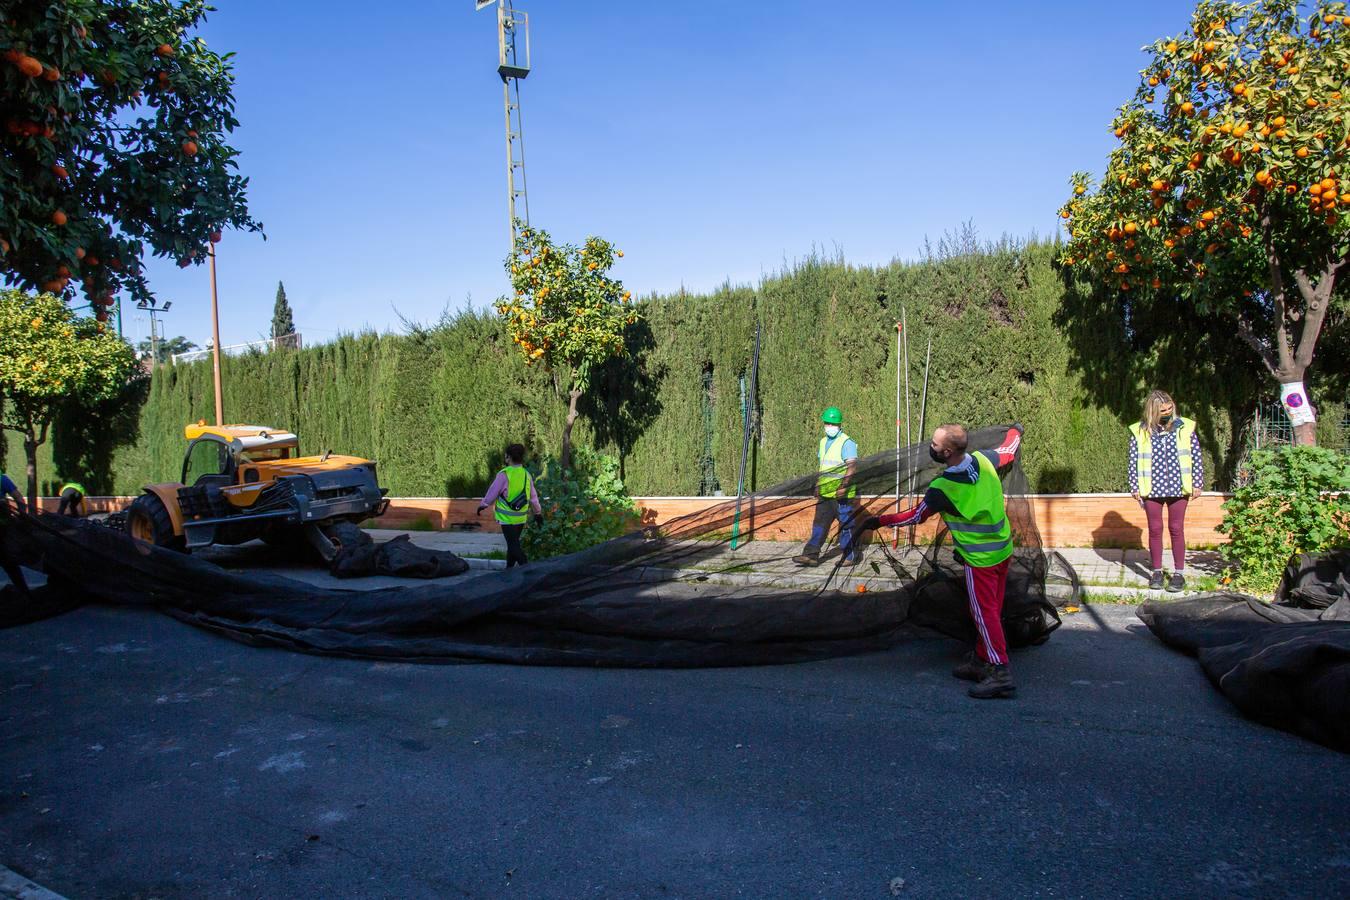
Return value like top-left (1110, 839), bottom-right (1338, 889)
top-left (964, 558), bottom-right (1011, 666)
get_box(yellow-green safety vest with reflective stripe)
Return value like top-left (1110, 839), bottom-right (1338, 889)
top-left (817, 432), bottom-right (856, 499)
top-left (931, 452), bottom-right (1014, 567)
top-left (494, 466), bottom-right (533, 525)
top-left (1130, 418), bottom-right (1195, 497)
top-left (60, 482), bottom-right (86, 497)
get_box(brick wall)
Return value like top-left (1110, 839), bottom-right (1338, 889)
top-left (45, 493), bottom-right (1228, 548)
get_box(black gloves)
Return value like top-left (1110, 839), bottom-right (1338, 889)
top-left (475, 506), bottom-right (483, 516)
top-left (1011, 422), bottom-right (1024, 433)
top-left (534, 515), bottom-right (544, 527)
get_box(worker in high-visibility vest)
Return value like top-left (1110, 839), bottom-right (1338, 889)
top-left (57, 481), bottom-right (87, 517)
top-left (1129, 390), bottom-right (1203, 593)
top-left (476, 443), bottom-right (543, 568)
top-left (864, 423), bottom-right (1024, 700)
top-left (793, 406), bottom-right (861, 567)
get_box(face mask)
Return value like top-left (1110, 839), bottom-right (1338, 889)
top-left (928, 446), bottom-right (948, 464)
top-left (824, 425), bottom-right (840, 438)
top-left (1159, 414), bottom-right (1173, 426)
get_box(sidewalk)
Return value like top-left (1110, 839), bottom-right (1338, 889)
top-left (351, 531), bottom-right (1231, 599)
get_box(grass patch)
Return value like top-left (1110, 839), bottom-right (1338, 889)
top-left (461, 550), bottom-right (507, 560)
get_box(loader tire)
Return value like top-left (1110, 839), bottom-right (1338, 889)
top-left (126, 493), bottom-right (185, 552)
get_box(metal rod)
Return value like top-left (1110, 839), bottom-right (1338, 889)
top-left (209, 243), bottom-right (224, 426)
top-left (731, 322), bottom-right (761, 550)
top-left (502, 78), bottom-right (515, 250)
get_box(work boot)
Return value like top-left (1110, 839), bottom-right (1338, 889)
top-left (967, 665), bottom-right (1016, 699)
top-left (952, 651), bottom-right (991, 682)
top-left (840, 553), bottom-right (860, 567)
top-left (1167, 572), bottom-right (1185, 593)
top-left (1148, 570), bottom-right (1165, 591)
top-left (792, 552), bottom-right (820, 567)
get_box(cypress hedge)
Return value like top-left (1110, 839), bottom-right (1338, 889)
top-left (16, 238), bottom-right (1334, 498)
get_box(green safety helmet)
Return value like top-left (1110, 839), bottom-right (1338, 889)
top-left (821, 406), bottom-right (843, 425)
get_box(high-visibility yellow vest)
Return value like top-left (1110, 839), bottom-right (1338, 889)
top-left (931, 453), bottom-right (1014, 567)
top-left (493, 466), bottom-right (533, 525)
top-left (1130, 418), bottom-right (1195, 497)
top-left (60, 482), bottom-right (86, 497)
top-left (817, 432), bottom-right (856, 499)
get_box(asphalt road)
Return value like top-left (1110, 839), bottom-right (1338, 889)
top-left (0, 600), bottom-right (1346, 899)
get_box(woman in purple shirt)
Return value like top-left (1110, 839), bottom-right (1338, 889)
top-left (477, 444), bottom-right (543, 568)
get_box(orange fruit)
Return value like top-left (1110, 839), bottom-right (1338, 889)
top-left (181, 140), bottom-right (198, 156)
top-left (1151, 179), bottom-right (1166, 191)
top-left (51, 164), bottom-right (67, 178)
top-left (74, 247), bottom-right (85, 260)
top-left (1296, 147), bottom-right (1310, 158)
top-left (1124, 222), bottom-right (1137, 234)
top-left (1272, 116), bottom-right (1286, 127)
top-left (42, 66), bottom-right (60, 81)
top-left (1179, 101), bottom-right (1194, 114)
top-left (51, 209), bottom-right (67, 226)
top-left (156, 43), bottom-right (174, 57)
top-left (17, 55), bottom-right (43, 78)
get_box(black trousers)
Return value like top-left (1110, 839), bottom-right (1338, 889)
top-left (501, 523), bottom-right (527, 568)
top-left (57, 488), bottom-right (83, 517)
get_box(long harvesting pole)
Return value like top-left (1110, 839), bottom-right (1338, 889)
top-left (730, 322), bottom-right (761, 550)
top-left (908, 337), bottom-right (931, 546)
top-left (894, 319), bottom-right (901, 545)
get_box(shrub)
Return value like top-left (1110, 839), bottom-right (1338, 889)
top-left (523, 448), bottom-right (638, 559)
top-left (1218, 447), bottom-right (1350, 593)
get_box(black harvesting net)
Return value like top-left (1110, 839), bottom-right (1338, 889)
top-left (1137, 550), bottom-right (1350, 753)
top-left (1, 425), bottom-right (1076, 667)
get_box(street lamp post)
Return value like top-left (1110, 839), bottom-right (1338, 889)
top-left (208, 241), bottom-right (224, 426)
top-left (135, 298), bottom-right (172, 365)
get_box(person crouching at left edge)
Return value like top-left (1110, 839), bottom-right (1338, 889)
top-left (478, 444), bottom-right (543, 568)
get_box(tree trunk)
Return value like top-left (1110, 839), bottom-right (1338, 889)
top-left (1292, 420), bottom-right (1317, 446)
top-left (23, 434), bottom-right (38, 514)
top-left (560, 386), bottom-right (582, 472)
top-left (1246, 215), bottom-right (1343, 448)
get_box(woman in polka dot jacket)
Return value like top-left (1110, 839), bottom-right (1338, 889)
top-left (1128, 390), bottom-right (1203, 593)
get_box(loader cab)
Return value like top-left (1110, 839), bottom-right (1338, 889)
top-left (182, 435), bottom-right (235, 489)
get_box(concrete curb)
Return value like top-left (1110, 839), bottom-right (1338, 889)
top-left (0, 866), bottom-right (66, 900)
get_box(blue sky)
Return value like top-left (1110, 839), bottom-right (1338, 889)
top-left (127, 0), bottom-right (1194, 351)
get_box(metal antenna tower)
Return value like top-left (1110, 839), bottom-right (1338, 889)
top-left (477, 0), bottom-right (532, 251)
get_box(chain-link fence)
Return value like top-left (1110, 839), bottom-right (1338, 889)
top-left (1234, 399), bottom-right (1350, 487)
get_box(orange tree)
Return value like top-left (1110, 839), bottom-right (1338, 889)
top-left (495, 223), bottom-right (637, 471)
top-left (1060, 0), bottom-right (1350, 444)
top-left (0, 1), bottom-right (261, 316)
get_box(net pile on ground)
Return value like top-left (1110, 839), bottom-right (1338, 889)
top-left (1137, 550), bottom-right (1350, 752)
top-left (4, 425), bottom-right (1074, 667)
